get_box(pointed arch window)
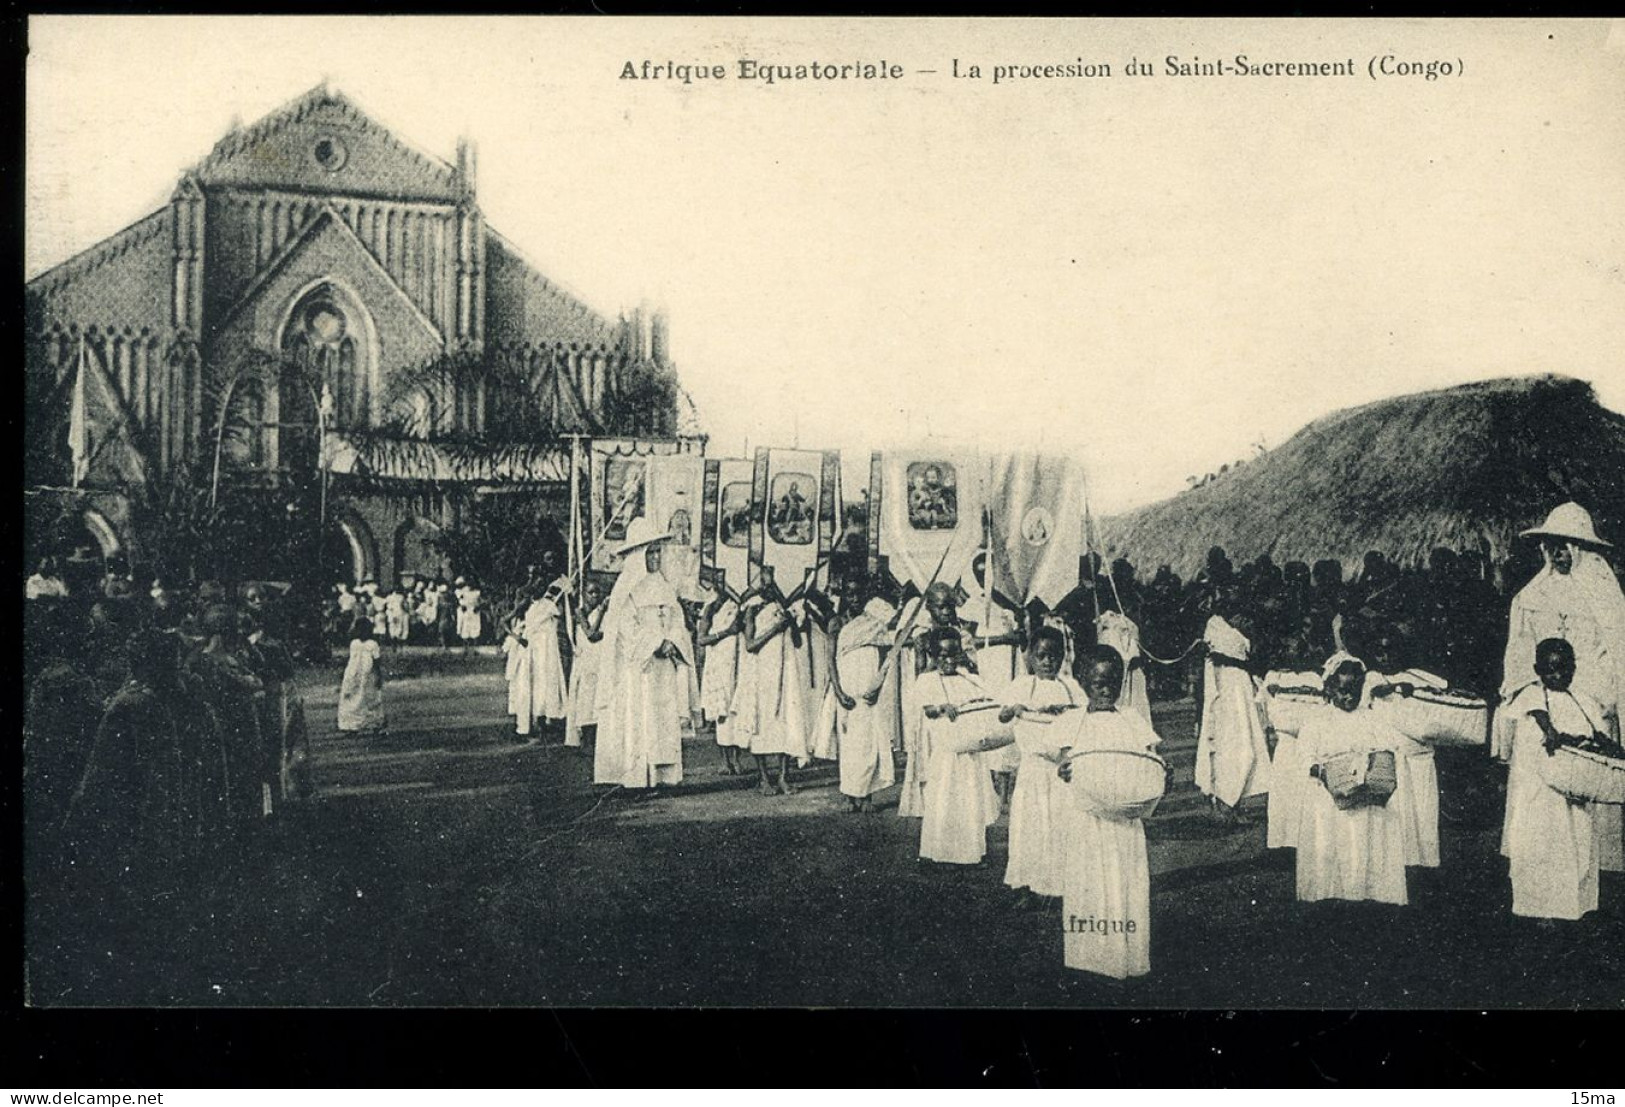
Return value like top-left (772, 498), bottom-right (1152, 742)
top-left (282, 288), bottom-right (369, 428)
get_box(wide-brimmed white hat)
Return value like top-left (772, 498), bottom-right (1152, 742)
top-left (617, 516), bottom-right (670, 556)
top-left (1520, 501), bottom-right (1611, 549)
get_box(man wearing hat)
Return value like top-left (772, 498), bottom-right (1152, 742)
top-left (1498, 501), bottom-right (1625, 872)
top-left (591, 516), bottom-right (697, 789)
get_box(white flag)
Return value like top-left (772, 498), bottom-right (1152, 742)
top-left (68, 338), bottom-right (90, 487)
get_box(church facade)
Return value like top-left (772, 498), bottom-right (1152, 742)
top-left (26, 84), bottom-right (692, 587)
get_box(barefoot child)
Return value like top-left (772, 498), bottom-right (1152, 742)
top-left (740, 566), bottom-right (806, 795)
top-left (914, 626), bottom-right (1004, 865)
top-left (1055, 646), bottom-right (1161, 980)
top-left (1195, 596), bottom-right (1273, 825)
top-left (1000, 627), bottom-right (1085, 903)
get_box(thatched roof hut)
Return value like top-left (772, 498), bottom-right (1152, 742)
top-left (1100, 375), bottom-right (1625, 579)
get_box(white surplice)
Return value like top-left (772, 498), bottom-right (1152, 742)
top-left (1055, 707), bottom-right (1160, 980)
top-left (1501, 683), bottom-right (1604, 920)
top-left (1195, 615), bottom-right (1273, 807)
top-left (913, 671), bottom-right (1004, 864)
top-left (565, 604), bottom-right (605, 748)
top-left (524, 595), bottom-right (568, 725)
top-left (1003, 672), bottom-right (1084, 896)
top-left (829, 600), bottom-right (899, 799)
top-left (1364, 669), bottom-right (1444, 869)
top-left (700, 597), bottom-right (747, 749)
top-left (1294, 704), bottom-right (1408, 905)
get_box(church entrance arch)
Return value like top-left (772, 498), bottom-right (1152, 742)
top-left (321, 509), bottom-right (377, 586)
top-left (394, 516), bottom-right (446, 586)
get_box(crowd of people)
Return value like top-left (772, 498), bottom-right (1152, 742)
top-left (25, 496), bottom-right (1624, 987)
top-left (24, 555), bottom-right (311, 910)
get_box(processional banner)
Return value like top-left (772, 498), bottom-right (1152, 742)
top-left (984, 452), bottom-right (1088, 608)
top-left (584, 437), bottom-right (704, 574)
top-left (873, 449), bottom-right (987, 593)
top-left (749, 447), bottom-right (840, 594)
top-left (703, 458), bottom-right (755, 598)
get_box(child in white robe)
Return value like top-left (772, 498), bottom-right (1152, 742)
top-left (829, 593), bottom-right (899, 811)
top-left (565, 580), bottom-right (607, 749)
top-left (1502, 638), bottom-right (1609, 922)
top-left (455, 579), bottom-right (483, 648)
top-left (524, 581), bottom-right (569, 736)
top-left (999, 627), bottom-right (1085, 901)
top-left (1055, 645), bottom-right (1161, 980)
top-left (914, 627), bottom-right (1004, 865)
top-left (739, 567), bottom-right (808, 795)
top-left (1295, 655), bottom-right (1408, 906)
top-left (1362, 662), bottom-right (1444, 869)
top-left (1096, 608), bottom-right (1153, 723)
top-left (337, 618), bottom-right (385, 733)
top-left (1195, 607), bottom-right (1273, 824)
top-left (696, 572), bottom-right (745, 772)
top-left (502, 613), bottom-right (532, 737)
top-left (382, 587), bottom-right (411, 651)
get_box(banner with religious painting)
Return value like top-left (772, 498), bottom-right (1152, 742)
top-left (984, 452), bottom-right (1088, 607)
top-left (750, 447), bottom-right (838, 595)
top-left (585, 437), bottom-right (704, 574)
top-left (645, 453), bottom-right (706, 601)
top-left (703, 458), bottom-right (755, 599)
top-left (873, 450), bottom-right (987, 593)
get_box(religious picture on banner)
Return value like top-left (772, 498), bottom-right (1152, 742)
top-left (768, 472), bottom-right (816, 545)
top-left (907, 461), bottom-right (958, 531)
top-left (720, 481), bottom-right (752, 548)
top-left (668, 507), bottom-right (694, 545)
top-left (603, 458), bottom-right (646, 541)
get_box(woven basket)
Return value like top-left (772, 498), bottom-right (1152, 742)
top-left (1540, 745), bottom-right (1625, 805)
top-left (1069, 748), bottom-right (1168, 822)
top-left (1376, 690), bottom-right (1489, 748)
top-left (1317, 749), bottom-right (1398, 810)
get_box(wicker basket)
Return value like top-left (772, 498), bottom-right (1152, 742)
top-left (1375, 689), bottom-right (1489, 748)
top-left (1316, 749), bottom-right (1399, 810)
top-left (1068, 748), bottom-right (1168, 822)
top-left (1539, 745), bottom-right (1625, 805)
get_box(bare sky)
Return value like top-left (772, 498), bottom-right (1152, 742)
top-left (26, 17), bottom-right (1625, 513)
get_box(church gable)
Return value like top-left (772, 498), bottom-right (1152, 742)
top-left (195, 87), bottom-right (462, 204)
top-left (211, 207), bottom-right (444, 382)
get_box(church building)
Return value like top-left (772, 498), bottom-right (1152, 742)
top-left (25, 83), bottom-right (695, 587)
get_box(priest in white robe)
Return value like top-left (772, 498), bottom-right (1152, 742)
top-left (592, 519), bottom-right (695, 789)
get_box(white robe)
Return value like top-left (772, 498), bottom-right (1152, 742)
top-left (592, 566), bottom-right (691, 788)
top-left (382, 593), bottom-right (411, 642)
top-left (1294, 705), bottom-right (1408, 905)
top-left (455, 587), bottom-right (483, 642)
top-left (828, 602), bottom-right (899, 799)
top-left (1096, 611), bottom-right (1153, 724)
top-left (337, 638), bottom-right (384, 732)
top-left (1501, 684), bottom-right (1604, 920)
top-left (913, 671), bottom-right (1003, 864)
top-left (1194, 616), bottom-right (1273, 807)
top-left (525, 596), bottom-right (568, 724)
top-left (503, 632), bottom-right (531, 727)
top-left (1003, 673), bottom-right (1084, 896)
top-left (1364, 670), bottom-right (1444, 869)
top-left (737, 600), bottom-right (811, 758)
top-left (699, 599), bottom-right (745, 748)
top-left (565, 605), bottom-right (605, 748)
top-left (1057, 707), bottom-right (1159, 980)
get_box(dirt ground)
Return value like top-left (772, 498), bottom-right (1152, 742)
top-left (25, 651), bottom-right (1625, 1008)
